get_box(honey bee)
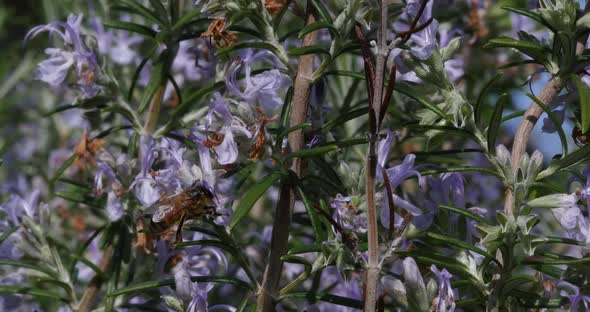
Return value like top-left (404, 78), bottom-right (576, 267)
top-left (149, 180), bottom-right (218, 244)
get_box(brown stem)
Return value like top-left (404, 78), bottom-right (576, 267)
top-left (503, 3), bottom-right (590, 214)
top-left (77, 244), bottom-right (113, 312)
top-left (364, 1), bottom-right (388, 311)
top-left (256, 8), bottom-right (317, 312)
top-left (144, 84), bottom-right (166, 134)
top-left (401, 0), bottom-right (429, 44)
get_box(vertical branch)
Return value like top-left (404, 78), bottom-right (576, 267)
top-left (503, 3), bottom-right (590, 214)
top-left (256, 7), bottom-right (317, 312)
top-left (78, 244), bottom-right (113, 312)
top-left (364, 1), bottom-right (388, 311)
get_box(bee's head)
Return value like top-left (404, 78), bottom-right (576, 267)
top-left (190, 180), bottom-right (218, 214)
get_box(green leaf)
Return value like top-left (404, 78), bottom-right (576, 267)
top-left (172, 81), bottom-right (225, 120)
top-left (230, 172), bottom-right (283, 229)
top-left (475, 74), bottom-right (501, 125)
top-left (395, 82), bottom-right (450, 122)
top-left (49, 153), bottom-right (76, 186)
top-left (279, 291), bottom-right (362, 309)
top-left (296, 186), bottom-right (326, 243)
top-left (137, 49), bottom-right (174, 113)
top-left (322, 70), bottom-right (366, 80)
top-left (0, 260), bottom-right (58, 278)
top-left (277, 122), bottom-right (312, 141)
top-left (537, 143), bottom-right (590, 179)
top-left (441, 37), bottom-right (461, 62)
top-left (127, 47), bottom-right (156, 102)
top-left (487, 93), bottom-right (507, 154)
top-left (501, 110), bottom-right (525, 123)
top-left (526, 93), bottom-right (568, 157)
top-left (420, 166), bottom-right (502, 178)
top-left (545, 236), bottom-right (588, 246)
top-left (502, 6), bottom-right (553, 32)
top-left (572, 75), bottom-right (590, 133)
top-left (285, 145), bottom-right (338, 159)
top-left (107, 276), bottom-right (254, 298)
top-left (216, 42), bottom-right (281, 58)
top-left (524, 256), bottom-right (590, 265)
top-left (288, 45), bottom-right (331, 57)
top-left (288, 244), bottom-right (322, 254)
top-left (298, 21), bottom-right (338, 38)
top-left (501, 275), bottom-right (537, 298)
top-left (0, 286), bottom-right (68, 301)
top-left (484, 36), bottom-right (549, 65)
top-left (336, 137), bottom-right (370, 148)
top-left (172, 8), bottom-right (203, 30)
top-left (321, 107), bottom-right (368, 132)
top-left (117, 0), bottom-right (167, 27)
top-left (103, 20), bottom-right (157, 37)
top-left (279, 87), bottom-right (294, 129)
top-left (228, 25), bottom-right (263, 39)
top-left (148, 0), bottom-right (169, 25)
top-left (0, 227), bottom-right (18, 244)
top-left (405, 124), bottom-right (479, 142)
top-left (94, 125), bottom-right (134, 140)
top-left (311, 0), bottom-right (333, 23)
top-left (438, 205), bottom-right (491, 225)
top-left (423, 232), bottom-right (499, 265)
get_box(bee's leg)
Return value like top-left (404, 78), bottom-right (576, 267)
top-left (175, 213), bottom-right (187, 245)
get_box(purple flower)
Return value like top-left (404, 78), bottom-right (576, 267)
top-left (91, 16), bottom-right (143, 65)
top-left (224, 50), bottom-right (290, 111)
top-left (25, 14), bottom-right (99, 98)
top-left (309, 267), bottom-right (362, 312)
top-left (377, 129), bottom-right (400, 170)
top-left (404, 0), bottom-right (439, 60)
top-left (541, 103), bottom-right (566, 134)
top-left (164, 39), bottom-right (216, 101)
top-left (559, 281), bottom-right (590, 311)
top-left (187, 282), bottom-right (213, 311)
top-left (203, 93), bottom-right (252, 165)
top-left (106, 191), bottom-right (123, 221)
top-left (331, 194), bottom-right (367, 233)
top-left (440, 173), bottom-right (465, 208)
top-left (131, 136), bottom-right (161, 207)
top-left (156, 234), bottom-right (227, 303)
top-left (431, 265), bottom-right (456, 312)
top-left (0, 272), bottom-right (42, 311)
top-left (380, 154), bottom-right (426, 229)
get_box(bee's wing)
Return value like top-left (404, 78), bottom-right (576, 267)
top-left (152, 204), bottom-right (175, 223)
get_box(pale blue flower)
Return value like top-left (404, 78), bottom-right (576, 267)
top-left (25, 14), bottom-right (99, 98)
top-left (225, 50), bottom-right (290, 110)
top-left (559, 281), bottom-right (590, 312)
top-left (91, 16), bottom-right (143, 65)
top-left (541, 103), bottom-right (566, 134)
top-left (431, 265), bottom-right (456, 312)
top-left (204, 93), bottom-right (252, 165)
top-left (332, 194), bottom-right (367, 233)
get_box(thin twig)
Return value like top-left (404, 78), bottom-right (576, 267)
top-left (400, 0), bottom-right (429, 44)
top-left (354, 24), bottom-right (376, 105)
top-left (256, 5), bottom-right (318, 311)
top-left (364, 0), bottom-right (389, 311)
top-left (78, 244), bottom-right (113, 312)
top-left (503, 3), bottom-right (590, 214)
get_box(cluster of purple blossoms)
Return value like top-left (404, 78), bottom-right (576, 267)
top-left (25, 14), bottom-right (100, 98)
top-left (391, 0), bottom-right (464, 83)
